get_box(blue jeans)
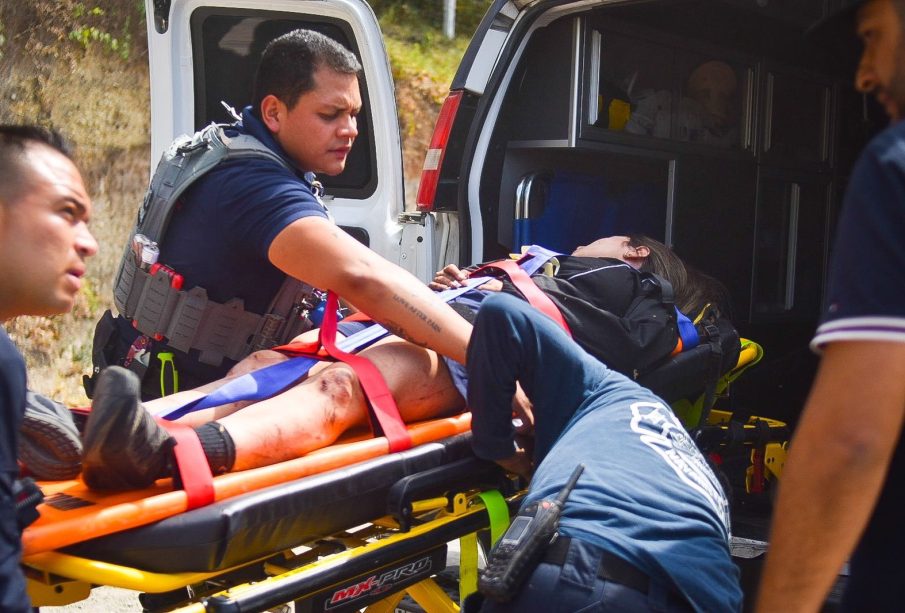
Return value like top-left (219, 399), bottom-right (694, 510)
top-left (466, 292), bottom-right (614, 462)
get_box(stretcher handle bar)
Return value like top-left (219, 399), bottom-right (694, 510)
top-left (387, 456), bottom-right (511, 531)
top-left (693, 419), bottom-right (790, 451)
top-left (22, 550), bottom-right (230, 594)
top-left (200, 497), bottom-right (519, 613)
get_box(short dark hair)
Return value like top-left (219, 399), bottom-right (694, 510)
top-left (0, 125), bottom-right (73, 205)
top-left (251, 29), bottom-right (362, 115)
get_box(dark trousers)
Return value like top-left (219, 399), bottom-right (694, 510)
top-left (841, 430), bottom-right (905, 611)
top-left (476, 538), bottom-right (690, 613)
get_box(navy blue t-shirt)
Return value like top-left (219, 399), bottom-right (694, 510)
top-left (160, 107), bottom-right (329, 313)
top-left (813, 120), bottom-right (905, 348)
top-left (812, 121), bottom-right (905, 610)
top-left (116, 107), bottom-right (330, 385)
top-left (0, 329), bottom-right (31, 611)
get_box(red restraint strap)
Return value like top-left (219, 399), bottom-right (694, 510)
top-left (158, 420), bottom-right (215, 509)
top-left (269, 297), bottom-right (408, 451)
top-left (318, 292), bottom-right (412, 452)
top-left (272, 338), bottom-right (328, 357)
top-left (474, 258), bottom-right (573, 336)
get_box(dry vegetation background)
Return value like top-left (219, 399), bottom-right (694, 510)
top-left (0, 0), bottom-right (462, 405)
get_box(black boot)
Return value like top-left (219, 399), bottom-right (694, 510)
top-left (81, 366), bottom-right (175, 490)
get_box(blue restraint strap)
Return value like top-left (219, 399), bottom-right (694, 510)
top-left (520, 244), bottom-right (562, 275)
top-left (676, 308), bottom-right (700, 350)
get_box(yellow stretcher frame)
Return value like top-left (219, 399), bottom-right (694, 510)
top-left (673, 339), bottom-right (789, 494)
top-left (25, 486), bottom-right (517, 611)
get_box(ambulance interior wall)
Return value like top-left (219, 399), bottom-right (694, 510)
top-left (482, 1), bottom-right (885, 423)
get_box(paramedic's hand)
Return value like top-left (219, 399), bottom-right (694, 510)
top-left (496, 447), bottom-right (533, 481)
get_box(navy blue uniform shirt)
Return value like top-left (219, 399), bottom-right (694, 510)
top-left (0, 329), bottom-right (32, 611)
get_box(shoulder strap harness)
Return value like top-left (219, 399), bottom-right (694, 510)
top-left (111, 123), bottom-right (320, 366)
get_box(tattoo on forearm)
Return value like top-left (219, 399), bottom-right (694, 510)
top-left (382, 319), bottom-right (430, 349)
top-left (391, 294), bottom-right (442, 334)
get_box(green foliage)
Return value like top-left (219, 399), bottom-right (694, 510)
top-left (67, 2), bottom-right (138, 61)
top-left (372, 0), bottom-right (489, 37)
top-left (69, 26), bottom-right (131, 59)
top-left (383, 29), bottom-right (470, 86)
top-left (377, 0), bottom-right (487, 86)
top-left (73, 4), bottom-right (105, 18)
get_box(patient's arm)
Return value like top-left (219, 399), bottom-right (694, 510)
top-left (430, 264), bottom-right (503, 292)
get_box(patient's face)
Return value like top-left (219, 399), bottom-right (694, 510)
top-left (571, 235), bottom-right (632, 259)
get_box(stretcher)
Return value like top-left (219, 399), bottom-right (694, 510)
top-left (22, 338), bottom-right (787, 611)
top-left (24, 415), bottom-right (523, 611)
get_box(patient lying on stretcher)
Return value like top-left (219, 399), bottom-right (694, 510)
top-left (80, 235), bottom-right (730, 490)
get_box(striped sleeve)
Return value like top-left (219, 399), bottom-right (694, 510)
top-left (814, 125), bottom-right (905, 352)
top-left (812, 316), bottom-right (905, 351)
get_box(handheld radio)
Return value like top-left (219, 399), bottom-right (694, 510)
top-left (479, 463), bottom-right (585, 602)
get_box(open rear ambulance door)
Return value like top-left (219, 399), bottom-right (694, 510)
top-left (145, 0), bottom-right (410, 269)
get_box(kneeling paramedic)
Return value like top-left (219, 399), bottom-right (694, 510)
top-left (465, 293), bottom-right (742, 612)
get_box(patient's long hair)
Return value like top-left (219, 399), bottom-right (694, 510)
top-left (627, 234), bottom-right (732, 318)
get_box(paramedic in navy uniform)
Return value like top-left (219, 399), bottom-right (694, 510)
top-left (757, 0), bottom-right (905, 610)
top-left (465, 293), bottom-right (742, 612)
top-left (101, 28), bottom-right (472, 396)
top-left (0, 125), bottom-right (98, 611)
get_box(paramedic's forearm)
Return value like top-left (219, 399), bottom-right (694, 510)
top-left (269, 217), bottom-right (471, 363)
top-left (755, 342), bottom-right (905, 612)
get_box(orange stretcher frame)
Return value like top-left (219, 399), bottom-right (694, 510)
top-left (22, 412), bottom-right (472, 557)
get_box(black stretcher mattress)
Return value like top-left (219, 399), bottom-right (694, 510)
top-left (63, 433), bottom-right (494, 573)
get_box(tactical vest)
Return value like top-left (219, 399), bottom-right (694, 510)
top-left (112, 123), bottom-right (321, 367)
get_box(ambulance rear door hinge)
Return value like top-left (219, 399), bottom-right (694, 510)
top-left (398, 211), bottom-right (428, 225)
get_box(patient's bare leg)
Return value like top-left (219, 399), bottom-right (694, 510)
top-left (145, 349), bottom-right (295, 425)
top-left (146, 327), bottom-right (342, 425)
top-left (220, 337), bottom-right (464, 470)
top-left (81, 336), bottom-right (461, 489)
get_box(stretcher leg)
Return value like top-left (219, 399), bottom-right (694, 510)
top-left (406, 578), bottom-right (460, 612)
top-left (365, 590), bottom-right (406, 612)
top-left (459, 532), bottom-right (479, 602)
